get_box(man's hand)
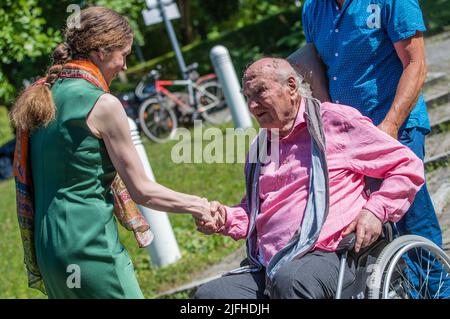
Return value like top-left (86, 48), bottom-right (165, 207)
top-left (342, 209), bottom-right (382, 253)
top-left (378, 120), bottom-right (399, 140)
top-left (194, 201), bottom-right (226, 235)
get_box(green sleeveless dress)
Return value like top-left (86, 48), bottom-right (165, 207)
top-left (30, 77), bottom-right (144, 298)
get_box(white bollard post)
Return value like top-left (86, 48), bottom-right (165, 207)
top-left (128, 117), bottom-right (182, 267)
top-left (210, 45), bottom-right (253, 129)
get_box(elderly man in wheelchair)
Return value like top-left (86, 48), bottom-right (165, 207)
top-left (193, 56), bottom-right (450, 299)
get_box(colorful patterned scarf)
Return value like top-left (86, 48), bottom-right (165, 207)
top-left (13, 60), bottom-right (153, 293)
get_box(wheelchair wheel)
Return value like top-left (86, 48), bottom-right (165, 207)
top-left (368, 235), bottom-right (450, 299)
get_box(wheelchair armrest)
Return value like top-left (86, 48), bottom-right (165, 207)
top-left (336, 222), bottom-right (393, 255)
top-left (336, 233), bottom-right (356, 254)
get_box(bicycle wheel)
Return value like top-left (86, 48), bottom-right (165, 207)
top-left (368, 235), bottom-right (450, 299)
top-left (138, 97), bottom-right (178, 144)
top-left (196, 81), bottom-right (231, 125)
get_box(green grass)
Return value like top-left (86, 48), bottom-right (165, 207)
top-left (0, 121), bottom-right (257, 299)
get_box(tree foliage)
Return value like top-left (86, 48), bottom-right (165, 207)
top-left (184, 0), bottom-right (296, 41)
top-left (0, 0), bottom-right (61, 106)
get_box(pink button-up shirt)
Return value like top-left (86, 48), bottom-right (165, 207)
top-left (221, 99), bottom-right (425, 266)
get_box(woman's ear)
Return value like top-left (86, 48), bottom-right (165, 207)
top-left (97, 48), bottom-right (106, 62)
top-left (89, 48), bottom-right (106, 63)
top-left (88, 50), bottom-right (101, 64)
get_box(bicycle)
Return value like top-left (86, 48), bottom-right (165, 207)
top-left (137, 63), bottom-right (231, 143)
top-left (118, 66), bottom-right (180, 144)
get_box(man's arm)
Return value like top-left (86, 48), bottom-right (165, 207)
top-left (379, 32), bottom-right (427, 139)
top-left (340, 112), bottom-right (425, 251)
top-left (346, 114), bottom-right (425, 222)
top-left (196, 196), bottom-right (250, 241)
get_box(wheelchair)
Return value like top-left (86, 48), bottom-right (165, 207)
top-left (335, 223), bottom-right (450, 299)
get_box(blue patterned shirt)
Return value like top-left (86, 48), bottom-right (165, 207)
top-left (302, 0), bottom-right (430, 131)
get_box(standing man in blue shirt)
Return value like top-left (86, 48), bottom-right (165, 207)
top-left (302, 0), bottom-right (447, 298)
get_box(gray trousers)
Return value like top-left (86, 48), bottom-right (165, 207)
top-left (194, 250), bottom-right (355, 299)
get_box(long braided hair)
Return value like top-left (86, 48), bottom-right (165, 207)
top-left (10, 6), bottom-right (133, 131)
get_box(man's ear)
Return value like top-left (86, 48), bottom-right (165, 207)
top-left (287, 76), bottom-right (298, 94)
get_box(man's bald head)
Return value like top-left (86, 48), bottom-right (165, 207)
top-left (243, 57), bottom-right (298, 85)
top-left (241, 57), bottom-right (303, 135)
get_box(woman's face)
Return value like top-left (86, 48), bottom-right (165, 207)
top-left (93, 39), bottom-right (133, 85)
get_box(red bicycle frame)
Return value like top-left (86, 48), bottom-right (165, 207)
top-left (154, 73), bottom-right (217, 111)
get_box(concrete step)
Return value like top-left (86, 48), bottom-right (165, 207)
top-left (427, 166), bottom-right (450, 215)
top-left (430, 116), bottom-right (450, 135)
top-left (431, 183), bottom-right (450, 219)
top-left (429, 100), bottom-right (450, 135)
top-left (429, 101), bottom-right (450, 128)
top-left (425, 150), bottom-right (450, 169)
top-left (424, 72), bottom-right (448, 89)
top-left (426, 128), bottom-right (450, 159)
top-left (425, 30), bottom-right (450, 72)
top-left (424, 82), bottom-right (450, 109)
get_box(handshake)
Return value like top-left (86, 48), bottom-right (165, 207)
top-left (192, 201), bottom-right (227, 235)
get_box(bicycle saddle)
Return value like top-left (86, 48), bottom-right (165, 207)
top-left (185, 63), bottom-right (199, 81)
top-left (148, 69), bottom-right (160, 79)
top-left (185, 62), bottom-right (199, 73)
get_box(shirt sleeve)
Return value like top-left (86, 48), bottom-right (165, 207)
top-left (302, 0), bottom-right (313, 43)
top-left (220, 195), bottom-right (250, 241)
top-left (383, 0), bottom-right (426, 43)
top-left (342, 114), bottom-right (425, 223)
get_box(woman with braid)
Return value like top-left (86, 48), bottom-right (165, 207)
top-left (10, 6), bottom-right (220, 299)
